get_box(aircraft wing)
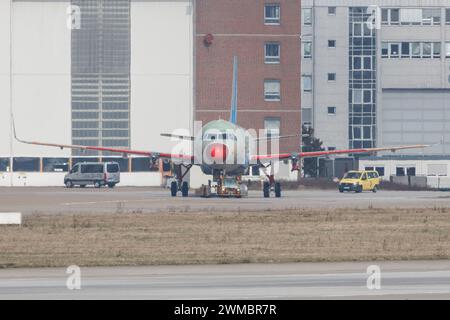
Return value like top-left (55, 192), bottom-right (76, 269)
top-left (253, 144), bottom-right (429, 161)
top-left (14, 128), bottom-right (194, 162)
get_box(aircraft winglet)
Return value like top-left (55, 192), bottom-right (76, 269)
top-left (229, 56), bottom-right (238, 125)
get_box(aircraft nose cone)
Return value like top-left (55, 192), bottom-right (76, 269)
top-left (209, 143), bottom-right (228, 162)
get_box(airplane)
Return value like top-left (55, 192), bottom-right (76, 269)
top-left (14, 56), bottom-right (429, 198)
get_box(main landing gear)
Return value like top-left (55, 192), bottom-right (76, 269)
top-left (170, 164), bottom-right (192, 197)
top-left (263, 175), bottom-right (282, 198)
top-left (259, 162), bottom-right (283, 198)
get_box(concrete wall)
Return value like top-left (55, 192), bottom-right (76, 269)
top-left (10, 1), bottom-right (72, 158)
top-left (302, 0), bottom-right (450, 155)
top-left (130, 0), bottom-right (193, 155)
top-left (381, 89), bottom-right (450, 154)
top-left (0, 1), bottom-right (11, 164)
top-left (0, 172), bottom-right (161, 187)
top-left (360, 158), bottom-right (450, 179)
top-left (0, 0), bottom-right (194, 187)
top-left (309, 5), bottom-right (349, 151)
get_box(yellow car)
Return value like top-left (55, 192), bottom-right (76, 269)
top-left (338, 170), bottom-right (380, 193)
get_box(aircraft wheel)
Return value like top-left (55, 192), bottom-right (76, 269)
top-left (275, 182), bottom-right (281, 198)
top-left (181, 181), bottom-right (189, 197)
top-left (263, 182), bottom-right (270, 198)
top-left (170, 181), bottom-right (178, 197)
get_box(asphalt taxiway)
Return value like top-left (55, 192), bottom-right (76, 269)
top-left (0, 261), bottom-right (449, 300)
top-left (0, 187), bottom-right (449, 215)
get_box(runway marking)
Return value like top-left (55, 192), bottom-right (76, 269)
top-left (62, 199), bottom-right (166, 206)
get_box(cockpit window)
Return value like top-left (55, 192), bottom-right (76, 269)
top-left (204, 133), bottom-right (217, 141)
top-left (204, 133), bottom-right (237, 141)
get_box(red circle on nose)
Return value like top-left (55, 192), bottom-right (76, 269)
top-left (210, 143), bottom-right (227, 161)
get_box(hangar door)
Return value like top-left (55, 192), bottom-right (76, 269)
top-left (381, 89), bottom-right (450, 155)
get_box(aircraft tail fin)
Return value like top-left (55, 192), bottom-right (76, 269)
top-left (229, 56), bottom-right (238, 124)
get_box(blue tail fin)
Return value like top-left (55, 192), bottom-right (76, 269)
top-left (229, 56), bottom-right (238, 124)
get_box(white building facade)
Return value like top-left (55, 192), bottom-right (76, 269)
top-left (301, 0), bottom-right (450, 180)
top-left (301, 0), bottom-right (450, 154)
top-left (0, 0), bottom-right (194, 186)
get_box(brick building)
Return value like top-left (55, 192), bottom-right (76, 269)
top-left (195, 0), bottom-right (302, 153)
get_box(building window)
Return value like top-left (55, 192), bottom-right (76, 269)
top-left (446, 9), bottom-right (450, 24)
top-left (434, 42), bottom-right (442, 58)
top-left (390, 9), bottom-right (400, 24)
top-left (303, 41), bottom-right (312, 58)
top-left (264, 43), bottom-right (280, 63)
top-left (328, 40), bottom-right (336, 48)
top-left (396, 167), bottom-right (416, 177)
top-left (0, 158), bottom-right (10, 172)
top-left (131, 158), bottom-right (157, 172)
top-left (422, 8), bottom-right (441, 25)
top-left (71, 1), bottom-right (131, 157)
top-left (423, 42), bottom-right (432, 58)
top-left (13, 158), bottom-right (40, 172)
top-left (446, 43), bottom-right (450, 58)
top-left (401, 42), bottom-right (410, 58)
top-left (327, 106), bottom-right (337, 115)
top-left (384, 8), bottom-right (441, 26)
top-left (363, 90), bottom-right (372, 103)
top-left (264, 117), bottom-right (281, 138)
top-left (376, 167), bottom-right (385, 177)
top-left (43, 158), bottom-right (69, 172)
top-left (103, 139), bottom-right (129, 147)
top-left (265, 4), bottom-right (280, 24)
top-left (381, 9), bottom-right (389, 25)
top-left (328, 7), bottom-right (336, 15)
top-left (102, 157), bottom-right (130, 172)
top-left (264, 80), bottom-right (281, 101)
top-left (302, 8), bottom-right (312, 26)
top-left (381, 43), bottom-right (388, 58)
top-left (389, 43), bottom-right (400, 58)
top-left (327, 73), bottom-right (336, 81)
top-left (400, 8), bottom-right (424, 25)
top-left (412, 42), bottom-right (421, 58)
top-left (302, 107), bottom-right (312, 125)
top-left (383, 41), bottom-right (441, 59)
top-left (302, 75), bottom-right (312, 93)
top-left (353, 56), bottom-right (373, 70)
top-left (349, 7), bottom-right (377, 150)
top-left (353, 90), bottom-right (363, 104)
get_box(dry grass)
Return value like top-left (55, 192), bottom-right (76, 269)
top-left (1, 207), bottom-right (450, 268)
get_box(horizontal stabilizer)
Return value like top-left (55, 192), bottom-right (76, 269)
top-left (160, 133), bottom-right (194, 141)
top-left (256, 134), bottom-right (300, 142)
